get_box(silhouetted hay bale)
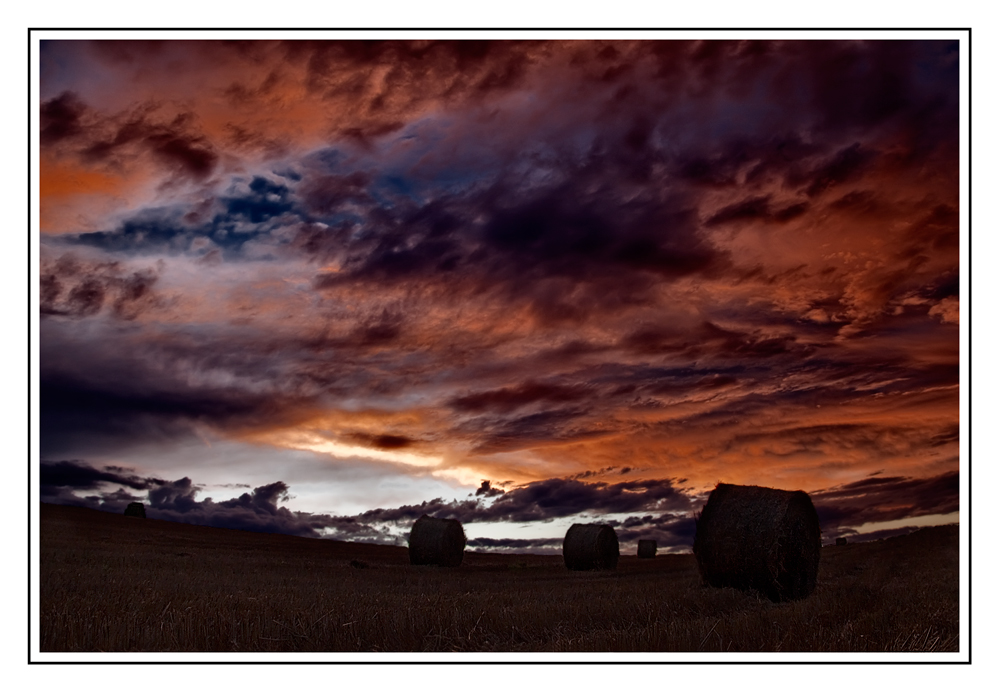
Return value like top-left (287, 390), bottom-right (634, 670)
top-left (637, 539), bottom-right (657, 558)
top-left (123, 502), bottom-right (146, 518)
top-left (836, 537), bottom-right (847, 546)
top-left (563, 523), bottom-right (619, 570)
top-left (693, 483), bottom-right (820, 602)
top-left (408, 514), bottom-right (465, 567)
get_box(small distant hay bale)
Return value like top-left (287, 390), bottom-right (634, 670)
top-left (408, 514), bottom-right (465, 567)
top-left (563, 523), bottom-right (619, 570)
top-left (637, 539), bottom-right (657, 558)
top-left (836, 537), bottom-right (848, 546)
top-left (693, 483), bottom-right (820, 602)
top-left (123, 502), bottom-right (146, 518)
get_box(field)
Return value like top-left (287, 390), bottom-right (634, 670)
top-left (38, 503), bottom-right (959, 653)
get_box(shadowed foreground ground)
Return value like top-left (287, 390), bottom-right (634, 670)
top-left (39, 503), bottom-right (959, 653)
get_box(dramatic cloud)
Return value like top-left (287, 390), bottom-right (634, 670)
top-left (352, 476), bottom-right (692, 525)
top-left (474, 480), bottom-right (504, 498)
top-left (39, 37), bottom-right (962, 549)
top-left (811, 471), bottom-right (960, 528)
top-left (41, 459), bottom-right (164, 492)
top-left (40, 459), bottom-right (959, 550)
top-left (40, 254), bottom-right (162, 319)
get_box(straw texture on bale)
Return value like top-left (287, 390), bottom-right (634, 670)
top-left (637, 539), bottom-right (657, 558)
top-left (693, 483), bottom-right (820, 602)
top-left (563, 523), bottom-right (619, 570)
top-left (123, 502), bottom-right (146, 518)
top-left (408, 514), bottom-right (466, 567)
top-left (836, 537), bottom-right (848, 546)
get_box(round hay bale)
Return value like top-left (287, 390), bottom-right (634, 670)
top-left (693, 483), bottom-right (820, 602)
top-left (408, 514), bottom-right (465, 567)
top-left (563, 523), bottom-right (619, 570)
top-left (836, 537), bottom-right (848, 546)
top-left (123, 502), bottom-right (146, 518)
top-left (637, 539), bottom-right (657, 559)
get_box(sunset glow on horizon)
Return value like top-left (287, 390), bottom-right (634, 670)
top-left (38, 36), bottom-right (963, 552)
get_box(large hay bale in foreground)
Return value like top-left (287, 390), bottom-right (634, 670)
top-left (408, 514), bottom-right (465, 567)
top-left (637, 539), bottom-right (657, 558)
top-left (693, 483), bottom-right (820, 602)
top-left (563, 523), bottom-right (619, 570)
top-left (123, 502), bottom-right (146, 518)
top-left (836, 537), bottom-right (848, 546)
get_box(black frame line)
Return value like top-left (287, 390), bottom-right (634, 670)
top-left (27, 26), bottom-right (972, 666)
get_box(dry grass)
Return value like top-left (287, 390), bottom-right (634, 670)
top-left (39, 504), bottom-right (959, 653)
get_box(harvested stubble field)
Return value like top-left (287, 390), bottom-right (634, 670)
top-left (39, 503), bottom-right (959, 653)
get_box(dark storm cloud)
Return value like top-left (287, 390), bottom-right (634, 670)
top-left (793, 40), bottom-right (957, 136)
top-left (443, 339), bottom-right (942, 455)
top-left (39, 364), bottom-right (315, 458)
top-left (799, 143), bottom-right (878, 198)
top-left (41, 486), bottom-right (148, 514)
top-left (357, 476), bottom-right (693, 525)
top-left (41, 374), bottom-right (259, 433)
top-left (41, 463), bottom-right (399, 541)
top-left (663, 41), bottom-right (956, 192)
top-left (474, 480), bottom-right (504, 497)
top-left (481, 477), bottom-right (692, 521)
top-left (82, 112), bottom-right (217, 179)
top-left (928, 424), bottom-right (960, 448)
top-left (477, 181), bottom-right (722, 286)
top-left (41, 465), bottom-right (958, 551)
top-left (40, 254), bottom-right (161, 319)
top-left (41, 91), bottom-right (218, 179)
top-left (449, 381), bottom-right (590, 413)
top-left (828, 189), bottom-right (881, 212)
top-left (39, 459), bottom-right (376, 539)
top-left (636, 351), bottom-right (956, 422)
top-left (462, 407), bottom-right (605, 454)
top-left (682, 136), bottom-right (880, 217)
top-left (719, 420), bottom-right (960, 462)
top-left (343, 432), bottom-right (414, 450)
top-left (285, 59), bottom-right (779, 311)
top-left (40, 459), bottom-right (164, 491)
top-left (145, 479), bottom-right (383, 539)
top-left (39, 459), bottom-right (168, 515)
top-left (569, 466), bottom-right (635, 480)
top-left (904, 203), bottom-right (960, 255)
top-left (40, 91), bottom-right (87, 144)
top-left (810, 470), bottom-right (959, 528)
top-left (620, 321), bottom-right (805, 361)
top-left (310, 169), bottom-right (729, 326)
top-left (609, 512), bottom-right (697, 547)
top-left (704, 195), bottom-right (809, 227)
top-left (673, 133), bottom-right (822, 189)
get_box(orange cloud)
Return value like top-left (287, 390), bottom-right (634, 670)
top-left (39, 157), bottom-right (137, 233)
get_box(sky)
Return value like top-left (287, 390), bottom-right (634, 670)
top-left (36, 37), bottom-right (963, 553)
